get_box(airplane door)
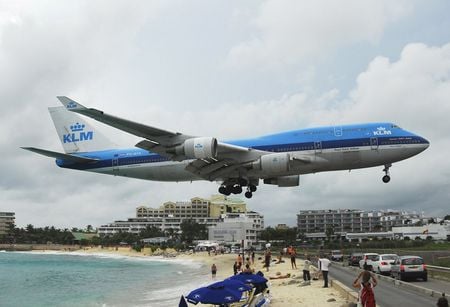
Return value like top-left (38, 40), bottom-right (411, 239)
top-left (112, 154), bottom-right (119, 174)
top-left (314, 141), bottom-right (322, 154)
top-left (370, 137), bottom-right (378, 150)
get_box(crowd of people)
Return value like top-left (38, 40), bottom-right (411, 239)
top-left (207, 245), bottom-right (448, 307)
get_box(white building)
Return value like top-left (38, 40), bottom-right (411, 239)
top-left (392, 223), bottom-right (450, 240)
top-left (208, 211), bottom-right (264, 248)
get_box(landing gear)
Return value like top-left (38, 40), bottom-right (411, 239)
top-left (382, 164), bottom-right (391, 183)
top-left (218, 181), bottom-right (258, 197)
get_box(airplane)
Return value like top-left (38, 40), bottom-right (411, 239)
top-left (22, 97), bottom-right (430, 198)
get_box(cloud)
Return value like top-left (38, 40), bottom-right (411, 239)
top-left (1, 2), bottom-right (449, 229)
top-left (225, 0), bottom-right (411, 69)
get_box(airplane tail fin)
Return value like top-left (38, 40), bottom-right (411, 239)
top-left (49, 106), bottom-right (116, 153)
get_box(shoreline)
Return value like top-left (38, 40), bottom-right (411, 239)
top-left (3, 246), bottom-right (353, 306)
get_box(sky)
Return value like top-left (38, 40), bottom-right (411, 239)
top-left (1, 0), bottom-right (450, 229)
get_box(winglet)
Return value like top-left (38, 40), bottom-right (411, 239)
top-left (57, 96), bottom-right (87, 111)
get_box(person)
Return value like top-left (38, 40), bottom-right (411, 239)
top-left (303, 256), bottom-right (311, 285)
top-left (353, 267), bottom-right (377, 307)
top-left (289, 246), bottom-right (297, 269)
top-left (243, 263), bottom-right (254, 273)
top-left (233, 261), bottom-right (238, 275)
top-left (437, 294), bottom-right (449, 307)
top-left (237, 254), bottom-right (243, 270)
top-left (211, 263), bottom-right (217, 279)
top-left (264, 249), bottom-right (271, 272)
top-left (319, 255), bottom-right (331, 288)
top-left (251, 251), bottom-right (255, 264)
top-left (269, 272), bottom-right (291, 279)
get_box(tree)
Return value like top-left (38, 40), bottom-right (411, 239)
top-left (325, 226), bottom-right (334, 241)
top-left (180, 220), bottom-right (207, 244)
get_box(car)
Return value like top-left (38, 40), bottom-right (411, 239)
top-left (390, 255), bottom-right (427, 281)
top-left (359, 253), bottom-right (379, 270)
top-left (331, 250), bottom-right (344, 262)
top-left (348, 252), bottom-right (364, 266)
top-left (371, 254), bottom-right (398, 275)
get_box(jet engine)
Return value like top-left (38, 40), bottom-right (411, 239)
top-left (175, 137), bottom-right (218, 159)
top-left (253, 152), bottom-right (290, 173)
top-left (264, 175), bottom-right (299, 187)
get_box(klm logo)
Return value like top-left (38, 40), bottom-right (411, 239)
top-left (63, 123), bottom-right (93, 143)
top-left (373, 127), bottom-right (392, 136)
top-left (194, 143), bottom-right (203, 149)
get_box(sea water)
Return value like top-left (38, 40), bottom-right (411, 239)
top-left (0, 251), bottom-right (211, 307)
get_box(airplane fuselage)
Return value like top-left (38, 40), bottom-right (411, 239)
top-left (56, 122), bottom-right (429, 183)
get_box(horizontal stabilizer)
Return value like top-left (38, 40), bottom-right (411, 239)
top-left (21, 147), bottom-right (99, 163)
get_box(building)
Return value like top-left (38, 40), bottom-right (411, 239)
top-left (208, 211), bottom-right (264, 248)
top-left (297, 209), bottom-right (422, 240)
top-left (98, 195), bottom-right (259, 237)
top-left (392, 223), bottom-right (450, 241)
top-left (0, 212), bottom-right (15, 236)
top-left (135, 196), bottom-right (246, 219)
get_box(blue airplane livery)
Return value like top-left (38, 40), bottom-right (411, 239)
top-left (22, 97), bottom-right (430, 198)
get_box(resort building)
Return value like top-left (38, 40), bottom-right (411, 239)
top-left (297, 209), bottom-right (423, 240)
top-left (98, 195), bottom-right (262, 238)
top-left (0, 212), bottom-right (15, 236)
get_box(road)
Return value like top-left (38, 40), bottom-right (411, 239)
top-left (329, 264), bottom-right (449, 307)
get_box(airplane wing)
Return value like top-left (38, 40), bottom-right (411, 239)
top-left (21, 147), bottom-right (99, 163)
top-left (58, 96), bottom-right (266, 180)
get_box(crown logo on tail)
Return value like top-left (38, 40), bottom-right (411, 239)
top-left (70, 123), bottom-right (85, 132)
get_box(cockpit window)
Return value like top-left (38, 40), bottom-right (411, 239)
top-left (391, 124), bottom-right (401, 129)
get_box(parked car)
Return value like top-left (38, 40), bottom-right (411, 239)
top-left (371, 254), bottom-right (398, 275)
top-left (331, 250), bottom-right (344, 261)
top-left (391, 255), bottom-right (427, 281)
top-left (359, 253), bottom-right (380, 270)
top-left (348, 252), bottom-right (364, 266)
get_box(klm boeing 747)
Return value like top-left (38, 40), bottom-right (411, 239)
top-left (22, 97), bottom-right (430, 198)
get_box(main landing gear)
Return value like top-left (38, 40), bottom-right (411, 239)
top-left (382, 164), bottom-right (392, 183)
top-left (218, 183), bottom-right (257, 198)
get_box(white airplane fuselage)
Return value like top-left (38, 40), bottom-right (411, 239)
top-left (57, 122), bottom-right (429, 184)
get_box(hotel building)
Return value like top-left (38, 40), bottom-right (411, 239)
top-left (0, 212), bottom-right (15, 236)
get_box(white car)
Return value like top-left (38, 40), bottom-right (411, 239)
top-left (371, 254), bottom-right (398, 275)
top-left (359, 253), bottom-right (379, 270)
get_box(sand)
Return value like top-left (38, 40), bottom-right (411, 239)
top-left (73, 247), bottom-right (351, 306)
top-left (178, 251), bottom-right (350, 307)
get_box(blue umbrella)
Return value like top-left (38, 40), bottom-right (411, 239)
top-left (228, 273), bottom-right (268, 284)
top-left (186, 280), bottom-right (252, 305)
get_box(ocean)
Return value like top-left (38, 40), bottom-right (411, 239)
top-left (0, 251), bottom-right (210, 307)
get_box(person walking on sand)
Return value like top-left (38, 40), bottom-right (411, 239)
top-left (303, 256), bottom-right (311, 285)
top-left (353, 268), bottom-right (377, 307)
top-left (289, 245), bottom-right (297, 269)
top-left (319, 255), bottom-right (331, 288)
top-left (251, 251), bottom-right (255, 264)
top-left (264, 249), bottom-right (271, 272)
top-left (211, 263), bottom-right (217, 279)
top-left (233, 261), bottom-right (238, 275)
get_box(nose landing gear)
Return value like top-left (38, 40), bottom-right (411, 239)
top-left (382, 164), bottom-right (391, 183)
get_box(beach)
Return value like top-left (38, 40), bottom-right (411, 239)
top-left (72, 246), bottom-right (351, 306)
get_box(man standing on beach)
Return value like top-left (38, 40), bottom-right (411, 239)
top-left (319, 255), bottom-right (331, 288)
top-left (211, 263), bottom-right (217, 279)
top-left (303, 256), bottom-right (311, 285)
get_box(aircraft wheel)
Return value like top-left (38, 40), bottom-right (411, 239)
top-left (218, 186), bottom-right (226, 194)
top-left (245, 191), bottom-right (253, 198)
top-left (232, 185), bottom-right (242, 194)
top-left (249, 185), bottom-right (257, 192)
top-left (382, 175), bottom-right (391, 183)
